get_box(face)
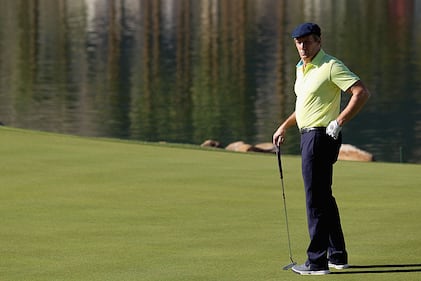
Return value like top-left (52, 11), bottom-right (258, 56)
top-left (294, 34), bottom-right (321, 63)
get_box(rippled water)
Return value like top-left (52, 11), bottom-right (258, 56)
top-left (0, 0), bottom-right (420, 163)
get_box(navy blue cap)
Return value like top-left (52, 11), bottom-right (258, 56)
top-left (291, 23), bottom-right (321, 38)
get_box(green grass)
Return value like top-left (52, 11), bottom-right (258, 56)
top-left (1, 127), bottom-right (421, 281)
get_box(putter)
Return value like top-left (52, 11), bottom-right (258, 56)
top-left (276, 145), bottom-right (297, 270)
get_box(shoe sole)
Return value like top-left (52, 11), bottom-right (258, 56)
top-left (292, 268), bottom-right (330, 275)
top-left (328, 263), bottom-right (350, 270)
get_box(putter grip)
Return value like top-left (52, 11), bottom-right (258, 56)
top-left (276, 148), bottom-right (284, 179)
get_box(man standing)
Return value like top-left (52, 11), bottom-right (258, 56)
top-left (272, 23), bottom-right (370, 275)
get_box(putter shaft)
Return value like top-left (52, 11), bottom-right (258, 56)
top-left (276, 146), bottom-right (296, 269)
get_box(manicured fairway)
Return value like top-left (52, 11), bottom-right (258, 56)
top-left (1, 127), bottom-right (420, 280)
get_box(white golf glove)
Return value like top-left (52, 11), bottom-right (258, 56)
top-left (326, 120), bottom-right (341, 140)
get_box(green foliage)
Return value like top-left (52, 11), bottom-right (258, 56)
top-left (1, 127), bottom-right (420, 280)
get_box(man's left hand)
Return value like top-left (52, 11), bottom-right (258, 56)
top-left (326, 120), bottom-right (341, 140)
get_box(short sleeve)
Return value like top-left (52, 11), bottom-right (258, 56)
top-left (330, 61), bottom-right (360, 92)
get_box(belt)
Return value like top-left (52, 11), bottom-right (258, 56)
top-left (300, 127), bottom-right (326, 134)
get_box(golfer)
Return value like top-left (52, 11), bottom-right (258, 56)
top-left (273, 22), bottom-right (370, 275)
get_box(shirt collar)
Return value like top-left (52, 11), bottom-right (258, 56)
top-left (296, 49), bottom-right (325, 68)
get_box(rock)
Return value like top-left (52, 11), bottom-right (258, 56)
top-left (254, 142), bottom-right (277, 153)
top-left (201, 139), bottom-right (221, 148)
top-left (225, 141), bottom-right (276, 153)
top-left (338, 144), bottom-right (374, 162)
top-left (225, 141), bottom-right (254, 152)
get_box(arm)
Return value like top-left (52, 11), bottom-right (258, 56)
top-left (336, 80), bottom-right (370, 126)
top-left (272, 111), bottom-right (297, 145)
top-left (326, 80), bottom-right (370, 139)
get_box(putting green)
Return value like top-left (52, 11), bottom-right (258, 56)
top-left (1, 127), bottom-right (420, 280)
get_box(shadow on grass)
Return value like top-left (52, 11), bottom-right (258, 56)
top-left (331, 264), bottom-right (421, 274)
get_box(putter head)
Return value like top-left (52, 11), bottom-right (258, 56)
top-left (282, 262), bottom-right (297, 270)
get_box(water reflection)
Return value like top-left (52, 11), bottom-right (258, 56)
top-left (0, 0), bottom-right (420, 163)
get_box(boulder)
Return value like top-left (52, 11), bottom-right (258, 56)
top-left (225, 141), bottom-right (277, 153)
top-left (254, 142), bottom-right (277, 153)
top-left (201, 139), bottom-right (221, 148)
top-left (225, 141), bottom-right (254, 152)
top-left (338, 144), bottom-right (374, 162)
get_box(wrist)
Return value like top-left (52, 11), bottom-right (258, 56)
top-left (336, 118), bottom-right (344, 127)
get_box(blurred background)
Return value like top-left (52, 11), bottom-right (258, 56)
top-left (0, 0), bottom-right (420, 163)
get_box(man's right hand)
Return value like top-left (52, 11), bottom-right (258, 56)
top-left (272, 128), bottom-right (285, 146)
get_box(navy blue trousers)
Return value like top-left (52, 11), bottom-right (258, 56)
top-left (300, 130), bottom-right (347, 269)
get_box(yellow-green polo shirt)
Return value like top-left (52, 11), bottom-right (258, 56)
top-left (294, 49), bottom-right (360, 129)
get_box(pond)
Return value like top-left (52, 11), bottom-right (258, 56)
top-left (0, 0), bottom-right (420, 163)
